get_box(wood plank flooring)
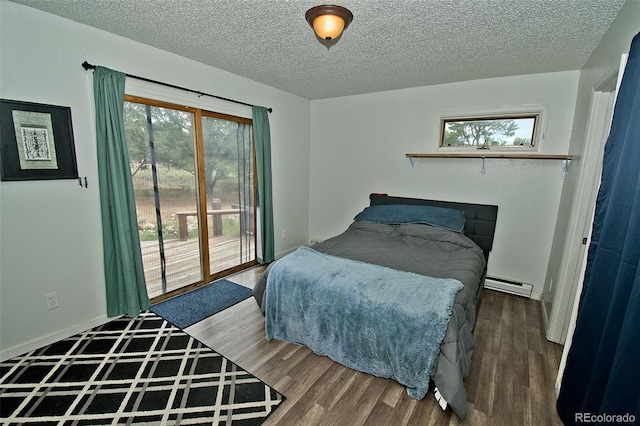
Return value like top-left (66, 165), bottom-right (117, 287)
top-left (187, 266), bottom-right (564, 425)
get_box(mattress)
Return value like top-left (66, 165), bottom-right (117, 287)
top-left (253, 220), bottom-right (487, 418)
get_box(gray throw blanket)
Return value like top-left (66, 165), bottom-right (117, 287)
top-left (264, 246), bottom-right (463, 399)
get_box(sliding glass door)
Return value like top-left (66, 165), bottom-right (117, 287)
top-left (201, 114), bottom-right (255, 275)
top-left (123, 96), bottom-right (256, 299)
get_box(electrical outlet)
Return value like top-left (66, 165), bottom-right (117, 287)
top-left (44, 292), bottom-right (60, 310)
top-left (281, 230), bottom-right (287, 240)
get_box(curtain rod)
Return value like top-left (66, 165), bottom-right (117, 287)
top-left (82, 61), bottom-right (272, 113)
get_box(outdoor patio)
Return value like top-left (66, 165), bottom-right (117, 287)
top-left (141, 233), bottom-right (255, 299)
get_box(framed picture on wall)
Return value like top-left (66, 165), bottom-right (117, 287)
top-left (0, 99), bottom-right (78, 181)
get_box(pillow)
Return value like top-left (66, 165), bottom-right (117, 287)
top-left (354, 204), bottom-right (466, 232)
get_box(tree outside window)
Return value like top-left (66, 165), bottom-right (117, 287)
top-left (441, 115), bottom-right (537, 149)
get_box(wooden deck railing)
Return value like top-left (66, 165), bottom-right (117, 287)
top-left (175, 209), bottom-right (242, 240)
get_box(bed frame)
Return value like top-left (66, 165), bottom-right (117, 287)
top-left (369, 193), bottom-right (499, 261)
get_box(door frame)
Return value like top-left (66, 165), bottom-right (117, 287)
top-left (123, 95), bottom-right (258, 302)
top-left (545, 87), bottom-right (615, 344)
top-left (554, 53), bottom-right (628, 393)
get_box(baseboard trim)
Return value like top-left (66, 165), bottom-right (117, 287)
top-left (0, 315), bottom-right (115, 362)
top-left (540, 294), bottom-right (551, 331)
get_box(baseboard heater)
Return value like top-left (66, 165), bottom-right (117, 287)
top-left (484, 276), bottom-right (533, 298)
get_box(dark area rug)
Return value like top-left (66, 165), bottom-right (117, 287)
top-left (151, 279), bottom-right (253, 328)
top-left (0, 311), bottom-right (284, 425)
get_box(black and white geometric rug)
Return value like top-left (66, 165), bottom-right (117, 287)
top-left (0, 311), bottom-right (284, 425)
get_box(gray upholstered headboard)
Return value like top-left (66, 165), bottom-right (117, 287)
top-left (369, 193), bottom-right (499, 260)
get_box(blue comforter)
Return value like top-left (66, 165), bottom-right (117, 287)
top-left (264, 246), bottom-right (463, 399)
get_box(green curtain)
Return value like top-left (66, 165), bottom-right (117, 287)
top-left (93, 66), bottom-right (150, 317)
top-left (252, 106), bottom-right (275, 263)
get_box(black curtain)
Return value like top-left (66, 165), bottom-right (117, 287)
top-left (557, 32), bottom-right (640, 424)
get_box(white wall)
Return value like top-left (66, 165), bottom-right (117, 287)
top-left (309, 71), bottom-right (580, 298)
top-left (0, 0), bottom-right (310, 360)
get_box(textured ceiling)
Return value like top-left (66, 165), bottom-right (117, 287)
top-left (10, 0), bottom-right (627, 100)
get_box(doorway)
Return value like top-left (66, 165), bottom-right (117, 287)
top-left (545, 77), bottom-right (617, 343)
top-left (124, 96), bottom-right (257, 300)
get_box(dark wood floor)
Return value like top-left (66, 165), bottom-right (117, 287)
top-left (187, 266), bottom-right (564, 425)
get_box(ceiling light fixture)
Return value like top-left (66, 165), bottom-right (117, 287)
top-left (305, 4), bottom-right (353, 48)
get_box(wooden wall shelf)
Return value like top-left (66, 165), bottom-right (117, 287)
top-left (405, 152), bottom-right (574, 177)
top-left (405, 153), bottom-right (573, 160)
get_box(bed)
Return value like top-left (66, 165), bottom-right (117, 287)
top-left (252, 194), bottom-right (498, 419)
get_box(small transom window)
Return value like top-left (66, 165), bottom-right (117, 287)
top-left (440, 114), bottom-right (539, 150)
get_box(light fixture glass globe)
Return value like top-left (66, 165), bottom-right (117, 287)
top-left (305, 4), bottom-right (353, 46)
top-left (312, 14), bottom-right (346, 40)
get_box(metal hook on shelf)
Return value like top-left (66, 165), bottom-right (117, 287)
top-left (78, 176), bottom-right (89, 188)
top-left (561, 159), bottom-right (571, 179)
